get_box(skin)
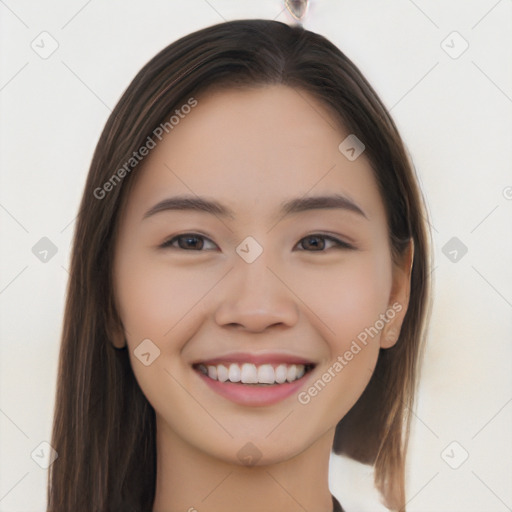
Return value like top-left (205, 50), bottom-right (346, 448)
top-left (111, 85), bottom-right (412, 512)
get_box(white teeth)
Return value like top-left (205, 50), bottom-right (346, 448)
top-left (217, 364), bottom-right (229, 382)
top-left (241, 363), bottom-right (258, 384)
top-left (257, 364), bottom-right (275, 384)
top-left (198, 362), bottom-right (308, 385)
top-left (207, 365), bottom-right (217, 380)
top-left (286, 365), bottom-right (297, 382)
top-left (228, 363), bottom-right (241, 382)
top-left (275, 364), bottom-right (288, 384)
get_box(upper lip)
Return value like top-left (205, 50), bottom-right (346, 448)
top-left (192, 352), bottom-right (316, 366)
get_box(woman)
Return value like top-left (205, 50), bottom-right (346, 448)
top-left (47, 19), bottom-right (430, 512)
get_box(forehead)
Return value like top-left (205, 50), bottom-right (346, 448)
top-left (123, 85), bottom-right (386, 224)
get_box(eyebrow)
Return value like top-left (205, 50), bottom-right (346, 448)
top-left (142, 193), bottom-right (367, 221)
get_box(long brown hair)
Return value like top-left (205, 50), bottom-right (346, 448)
top-left (47, 19), bottom-right (429, 512)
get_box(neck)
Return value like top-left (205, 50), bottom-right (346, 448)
top-left (152, 417), bottom-right (336, 512)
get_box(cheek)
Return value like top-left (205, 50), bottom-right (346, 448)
top-left (114, 249), bottom-right (179, 342)
top-left (115, 252), bottom-right (219, 346)
top-left (289, 251), bottom-right (393, 350)
top-left (290, 254), bottom-right (392, 425)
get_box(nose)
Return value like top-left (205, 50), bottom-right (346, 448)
top-left (214, 256), bottom-right (299, 333)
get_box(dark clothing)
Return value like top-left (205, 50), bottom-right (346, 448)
top-left (332, 494), bottom-right (344, 512)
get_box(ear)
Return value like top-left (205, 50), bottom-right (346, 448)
top-left (380, 240), bottom-right (414, 349)
top-left (109, 323), bottom-right (127, 349)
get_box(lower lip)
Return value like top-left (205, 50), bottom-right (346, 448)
top-left (195, 369), bottom-right (312, 407)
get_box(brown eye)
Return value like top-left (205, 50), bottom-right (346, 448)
top-left (300, 235), bottom-right (326, 251)
top-left (296, 234), bottom-right (353, 251)
top-left (160, 234), bottom-right (217, 251)
top-left (177, 235), bottom-right (204, 250)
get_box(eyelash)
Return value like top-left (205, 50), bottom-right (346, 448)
top-left (159, 233), bottom-right (355, 252)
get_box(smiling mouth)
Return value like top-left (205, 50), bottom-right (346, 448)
top-left (193, 362), bottom-right (316, 386)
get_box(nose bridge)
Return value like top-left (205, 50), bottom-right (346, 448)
top-left (237, 252), bottom-right (275, 298)
top-left (214, 244), bottom-right (299, 331)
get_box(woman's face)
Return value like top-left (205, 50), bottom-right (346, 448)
top-left (113, 85), bottom-right (410, 465)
